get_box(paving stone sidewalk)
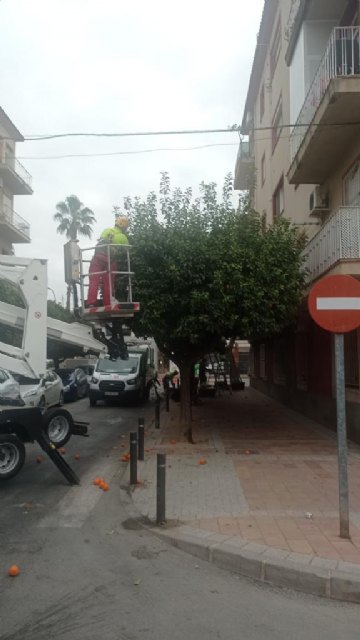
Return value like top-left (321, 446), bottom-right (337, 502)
top-left (131, 387), bottom-right (360, 567)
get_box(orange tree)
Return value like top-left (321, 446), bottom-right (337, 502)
top-left (126, 173), bottom-right (306, 441)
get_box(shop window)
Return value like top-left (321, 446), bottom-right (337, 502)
top-left (345, 330), bottom-right (359, 388)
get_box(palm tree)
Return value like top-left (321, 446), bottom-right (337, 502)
top-left (54, 194), bottom-right (96, 241)
top-left (54, 195), bottom-right (96, 309)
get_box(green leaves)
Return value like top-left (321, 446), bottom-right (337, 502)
top-left (125, 175), bottom-right (306, 365)
top-left (54, 195), bottom-right (96, 241)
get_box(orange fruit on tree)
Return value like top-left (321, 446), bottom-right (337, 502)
top-left (198, 458), bottom-right (207, 465)
top-left (101, 482), bottom-right (110, 491)
top-left (8, 565), bottom-right (20, 577)
top-left (93, 477), bottom-right (102, 486)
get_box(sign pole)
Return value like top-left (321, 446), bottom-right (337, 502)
top-left (334, 333), bottom-right (350, 539)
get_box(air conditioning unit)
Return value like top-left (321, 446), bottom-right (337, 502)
top-left (309, 187), bottom-right (329, 217)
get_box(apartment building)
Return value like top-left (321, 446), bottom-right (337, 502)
top-left (235, 0), bottom-right (360, 440)
top-left (0, 107), bottom-right (33, 255)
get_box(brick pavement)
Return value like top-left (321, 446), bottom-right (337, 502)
top-left (130, 387), bottom-right (360, 565)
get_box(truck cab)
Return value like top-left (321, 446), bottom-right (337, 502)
top-left (89, 345), bottom-right (155, 406)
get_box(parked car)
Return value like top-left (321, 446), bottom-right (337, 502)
top-left (0, 368), bottom-right (24, 406)
top-left (20, 370), bottom-right (64, 408)
top-left (56, 368), bottom-right (89, 402)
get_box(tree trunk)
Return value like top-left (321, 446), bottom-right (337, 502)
top-left (228, 339), bottom-right (240, 385)
top-left (179, 361), bottom-right (193, 443)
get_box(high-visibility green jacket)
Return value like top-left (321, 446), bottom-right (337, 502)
top-left (95, 227), bottom-right (129, 256)
top-left (100, 228), bottom-right (129, 245)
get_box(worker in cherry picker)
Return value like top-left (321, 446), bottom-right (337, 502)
top-left (86, 214), bottom-right (129, 308)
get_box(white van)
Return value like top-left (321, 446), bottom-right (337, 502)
top-left (89, 347), bottom-right (155, 406)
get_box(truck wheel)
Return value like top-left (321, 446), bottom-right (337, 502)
top-left (43, 408), bottom-right (73, 448)
top-left (0, 435), bottom-right (26, 481)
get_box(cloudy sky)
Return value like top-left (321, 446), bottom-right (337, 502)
top-left (1, 0), bottom-right (263, 301)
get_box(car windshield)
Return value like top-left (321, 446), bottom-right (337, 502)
top-left (57, 369), bottom-right (75, 382)
top-left (96, 357), bottom-right (139, 374)
top-left (15, 375), bottom-right (41, 385)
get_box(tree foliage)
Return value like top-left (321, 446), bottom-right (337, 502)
top-left (47, 300), bottom-right (74, 323)
top-left (53, 195), bottom-right (96, 241)
top-left (124, 173), bottom-right (306, 437)
top-left (54, 194), bottom-right (96, 309)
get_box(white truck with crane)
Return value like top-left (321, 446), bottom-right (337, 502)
top-left (0, 242), bottom-right (139, 484)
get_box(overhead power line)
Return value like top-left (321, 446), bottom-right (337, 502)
top-left (20, 120), bottom-right (360, 142)
top-left (17, 141), bottom-right (239, 160)
top-left (24, 128), bottom-right (240, 141)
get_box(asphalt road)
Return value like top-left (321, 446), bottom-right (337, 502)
top-left (0, 398), bottom-right (359, 640)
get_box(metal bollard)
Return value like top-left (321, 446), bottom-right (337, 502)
top-left (155, 396), bottom-right (161, 429)
top-left (165, 387), bottom-right (170, 412)
top-left (130, 431), bottom-right (138, 485)
top-left (138, 417), bottom-right (145, 461)
top-left (156, 453), bottom-right (166, 524)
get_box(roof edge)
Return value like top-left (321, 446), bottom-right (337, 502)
top-left (241, 0), bottom-right (279, 133)
top-left (284, 0), bottom-right (309, 66)
top-left (0, 107), bottom-right (24, 142)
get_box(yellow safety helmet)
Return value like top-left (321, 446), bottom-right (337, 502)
top-left (115, 215), bottom-right (129, 230)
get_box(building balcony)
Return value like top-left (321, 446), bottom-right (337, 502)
top-left (234, 140), bottom-right (254, 190)
top-left (303, 206), bottom-right (360, 284)
top-left (288, 26), bottom-right (360, 185)
top-left (0, 156), bottom-right (33, 195)
top-left (0, 206), bottom-right (30, 243)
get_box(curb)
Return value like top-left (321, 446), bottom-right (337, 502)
top-left (146, 524), bottom-right (360, 603)
top-left (123, 406), bottom-right (360, 603)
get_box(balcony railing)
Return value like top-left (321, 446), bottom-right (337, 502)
top-left (236, 139), bottom-right (250, 163)
top-left (303, 206), bottom-right (360, 282)
top-left (0, 156), bottom-right (33, 190)
top-left (0, 205), bottom-right (30, 241)
top-left (290, 26), bottom-right (360, 161)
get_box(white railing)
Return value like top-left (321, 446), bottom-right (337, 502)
top-left (303, 206), bottom-right (360, 282)
top-left (291, 26), bottom-right (360, 161)
top-left (0, 156), bottom-right (33, 189)
top-left (0, 205), bottom-right (30, 240)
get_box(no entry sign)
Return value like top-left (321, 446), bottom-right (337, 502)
top-left (308, 274), bottom-right (360, 333)
top-left (307, 273), bottom-right (360, 539)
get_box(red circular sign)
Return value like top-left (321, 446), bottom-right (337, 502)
top-left (308, 275), bottom-right (360, 333)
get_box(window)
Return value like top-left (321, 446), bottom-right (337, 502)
top-left (260, 84), bottom-right (265, 122)
top-left (261, 153), bottom-right (266, 185)
top-left (343, 161), bottom-right (360, 206)
top-left (273, 177), bottom-right (284, 219)
top-left (345, 330), bottom-right (359, 388)
top-left (270, 18), bottom-right (282, 78)
top-left (272, 97), bottom-right (283, 151)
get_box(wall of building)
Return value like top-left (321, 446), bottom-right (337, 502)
top-left (322, 131), bottom-right (360, 212)
top-left (252, 0), bottom-right (316, 230)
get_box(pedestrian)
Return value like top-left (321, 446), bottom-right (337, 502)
top-left (86, 216), bottom-right (129, 307)
top-left (162, 370), bottom-right (178, 393)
